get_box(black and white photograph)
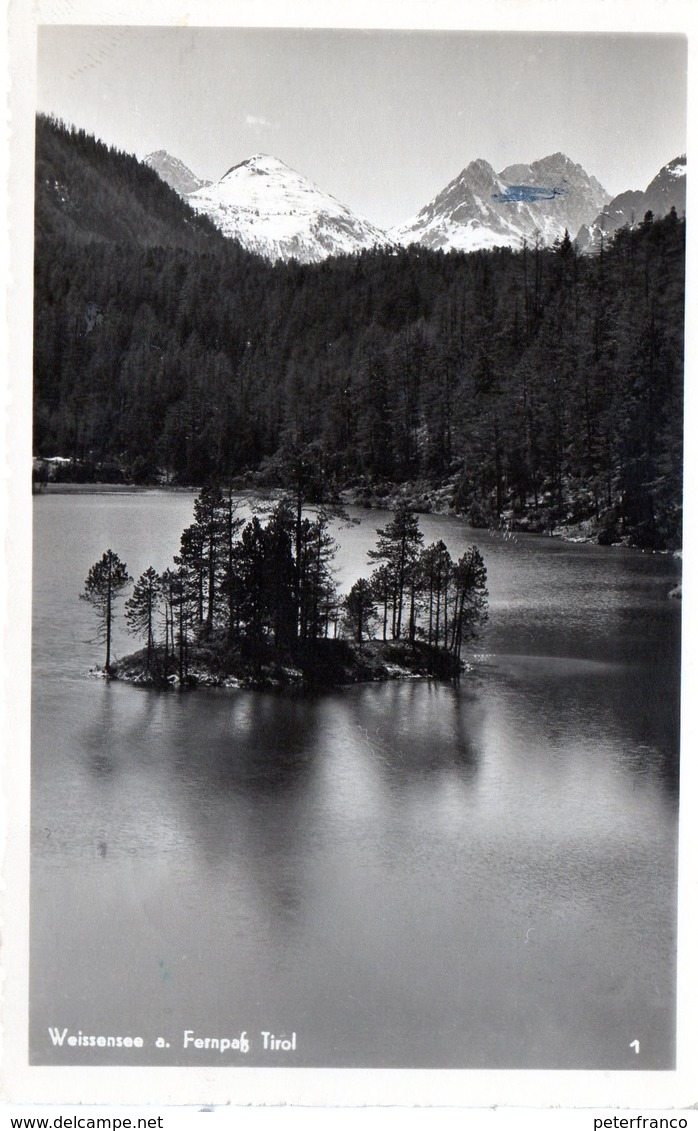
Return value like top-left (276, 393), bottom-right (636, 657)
top-left (3, 0), bottom-right (697, 1114)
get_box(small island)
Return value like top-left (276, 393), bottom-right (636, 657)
top-left (81, 487), bottom-right (488, 691)
top-left (112, 636), bottom-right (464, 691)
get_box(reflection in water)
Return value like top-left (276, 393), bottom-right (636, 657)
top-left (30, 492), bottom-right (680, 1069)
top-left (87, 752), bottom-right (115, 778)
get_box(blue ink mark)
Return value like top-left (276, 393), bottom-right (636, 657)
top-left (492, 185), bottom-right (567, 203)
top-left (158, 959), bottom-right (172, 982)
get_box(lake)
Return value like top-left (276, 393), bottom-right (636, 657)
top-left (30, 489), bottom-right (681, 1069)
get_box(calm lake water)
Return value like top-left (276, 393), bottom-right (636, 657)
top-left (30, 489), bottom-right (681, 1069)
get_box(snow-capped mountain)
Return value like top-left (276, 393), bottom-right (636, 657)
top-left (144, 144), bottom-right (685, 263)
top-left (144, 150), bottom-right (211, 197)
top-left (576, 155), bottom-right (686, 251)
top-left (392, 153), bottom-right (610, 253)
top-left (185, 154), bottom-right (390, 263)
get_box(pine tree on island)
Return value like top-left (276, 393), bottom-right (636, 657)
top-left (368, 503), bottom-right (424, 640)
top-left (125, 567), bottom-right (161, 674)
top-left (343, 578), bottom-right (378, 652)
top-left (80, 550), bottom-right (132, 674)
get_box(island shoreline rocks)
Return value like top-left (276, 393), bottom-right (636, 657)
top-left (110, 638), bottom-right (464, 693)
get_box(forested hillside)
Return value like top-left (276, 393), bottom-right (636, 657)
top-left (34, 115), bottom-right (684, 548)
top-left (35, 114), bottom-right (224, 249)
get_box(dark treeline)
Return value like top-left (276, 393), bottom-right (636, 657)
top-left (37, 116), bottom-right (684, 548)
top-left (82, 491), bottom-right (488, 687)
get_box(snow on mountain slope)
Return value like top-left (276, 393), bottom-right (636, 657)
top-left (186, 154), bottom-right (390, 263)
top-left (393, 153), bottom-right (610, 253)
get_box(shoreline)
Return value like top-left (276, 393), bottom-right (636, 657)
top-left (35, 481), bottom-right (683, 553)
top-left (108, 638), bottom-right (464, 693)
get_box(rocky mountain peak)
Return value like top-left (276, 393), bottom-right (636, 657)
top-left (393, 152), bottom-right (610, 253)
top-left (575, 154), bottom-right (686, 252)
top-left (220, 153), bottom-right (295, 180)
top-left (144, 150), bottom-right (210, 197)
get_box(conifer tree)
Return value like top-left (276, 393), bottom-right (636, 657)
top-left (125, 566), bottom-right (161, 671)
top-left (368, 504), bottom-right (424, 639)
top-left (343, 578), bottom-right (377, 650)
top-left (369, 564), bottom-right (393, 642)
top-left (419, 540), bottom-right (453, 648)
top-left (298, 509), bottom-right (339, 641)
top-left (232, 518), bottom-right (268, 649)
top-left (219, 487), bottom-right (245, 641)
top-left (447, 547), bottom-right (489, 658)
top-left (192, 484), bottom-right (226, 631)
top-left (159, 567), bottom-right (192, 682)
top-left (80, 550), bottom-right (131, 672)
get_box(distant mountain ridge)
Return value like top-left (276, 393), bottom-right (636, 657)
top-left (47, 114), bottom-right (685, 263)
top-left (152, 147), bottom-right (617, 260)
top-left (576, 155), bottom-right (687, 251)
top-left (392, 153), bottom-right (611, 253)
top-left (149, 146), bottom-right (629, 260)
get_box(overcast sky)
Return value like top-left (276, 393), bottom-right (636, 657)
top-left (36, 26), bottom-right (687, 229)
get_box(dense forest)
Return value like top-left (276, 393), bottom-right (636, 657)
top-left (35, 115), bottom-right (685, 548)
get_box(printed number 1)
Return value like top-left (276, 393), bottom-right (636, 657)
top-left (630, 1040), bottom-right (640, 1054)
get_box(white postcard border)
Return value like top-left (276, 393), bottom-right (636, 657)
top-left (3, 0), bottom-right (697, 1111)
